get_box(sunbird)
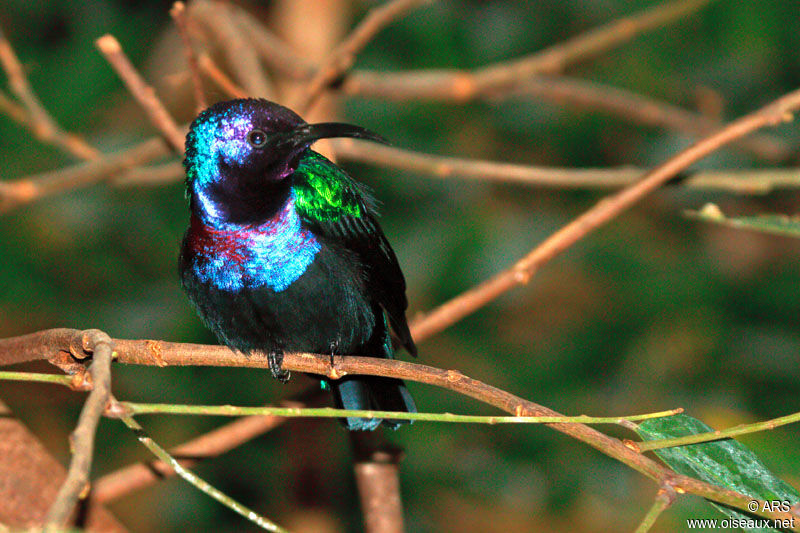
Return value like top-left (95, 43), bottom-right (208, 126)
top-left (179, 99), bottom-right (416, 430)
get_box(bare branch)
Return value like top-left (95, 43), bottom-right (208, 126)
top-left (0, 136), bottom-right (171, 214)
top-left (1, 329), bottom-right (797, 526)
top-left (231, 8), bottom-right (316, 80)
top-left (0, 400), bottom-right (127, 531)
top-left (407, 84), bottom-right (800, 343)
top-left (96, 35), bottom-right (185, 152)
top-left (634, 484), bottom-right (678, 533)
top-left (350, 433), bottom-right (404, 533)
top-left (332, 138), bottom-right (642, 187)
top-left (92, 392), bottom-right (317, 503)
top-left (341, 0), bottom-right (717, 102)
top-left (295, 0), bottom-right (431, 113)
top-left (112, 404), bottom-right (288, 532)
top-left (198, 53), bottom-right (247, 99)
top-left (170, 2), bottom-right (207, 112)
top-left (189, 0), bottom-right (273, 98)
top-left (492, 75), bottom-right (793, 162)
top-left (45, 330), bottom-right (114, 529)
top-left (0, 27), bottom-right (100, 160)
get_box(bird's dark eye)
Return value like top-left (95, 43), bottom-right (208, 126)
top-left (247, 129), bottom-right (267, 148)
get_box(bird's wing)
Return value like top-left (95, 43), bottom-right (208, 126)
top-left (293, 150), bottom-right (416, 356)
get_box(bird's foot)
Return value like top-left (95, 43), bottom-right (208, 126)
top-left (329, 341), bottom-right (336, 367)
top-left (268, 349), bottom-right (290, 383)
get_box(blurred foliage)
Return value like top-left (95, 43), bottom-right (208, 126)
top-left (2, 1), bottom-right (800, 532)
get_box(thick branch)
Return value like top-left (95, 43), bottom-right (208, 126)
top-left (1, 329), bottom-right (798, 527)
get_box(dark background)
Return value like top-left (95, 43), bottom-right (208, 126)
top-left (2, 1), bottom-right (800, 531)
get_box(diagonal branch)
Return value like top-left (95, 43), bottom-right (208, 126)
top-left (92, 391), bottom-right (319, 503)
top-left (407, 85), bottom-right (800, 342)
top-left (0, 27), bottom-right (100, 160)
top-left (170, 1), bottom-right (207, 112)
top-left (294, 0), bottom-right (431, 113)
top-left (189, 0), bottom-right (273, 99)
top-left (96, 35), bottom-right (186, 152)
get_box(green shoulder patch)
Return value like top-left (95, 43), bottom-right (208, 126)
top-left (293, 151), bottom-right (362, 222)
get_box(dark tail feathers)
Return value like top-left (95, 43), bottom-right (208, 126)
top-left (329, 376), bottom-right (416, 431)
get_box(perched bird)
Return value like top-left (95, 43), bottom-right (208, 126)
top-left (179, 98), bottom-right (416, 430)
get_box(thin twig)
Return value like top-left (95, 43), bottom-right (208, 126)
top-left (112, 402), bottom-right (683, 425)
top-left (1, 329), bottom-right (798, 527)
top-left (44, 330), bottom-right (114, 529)
top-left (295, 0), bottom-right (431, 113)
top-left (92, 393), bottom-right (316, 503)
top-left (0, 136), bottom-right (171, 214)
top-left (96, 35), bottom-right (185, 152)
top-left (332, 138), bottom-right (643, 187)
top-left (198, 53), bottom-right (247, 99)
top-left (407, 85), bottom-right (800, 343)
top-left (190, 0), bottom-right (273, 98)
top-left (340, 0), bottom-right (717, 102)
top-left (170, 1), bottom-right (207, 112)
top-left (492, 75), bottom-right (793, 162)
top-left (635, 410), bottom-right (800, 452)
top-left (634, 484), bottom-right (677, 533)
top-left (0, 26), bottom-right (100, 160)
top-left (112, 404), bottom-right (289, 532)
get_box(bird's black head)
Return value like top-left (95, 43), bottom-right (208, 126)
top-left (184, 98), bottom-right (386, 225)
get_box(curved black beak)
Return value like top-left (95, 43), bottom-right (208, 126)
top-left (278, 122), bottom-right (390, 152)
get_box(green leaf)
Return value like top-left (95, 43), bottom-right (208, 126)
top-left (637, 414), bottom-right (800, 532)
top-left (686, 203), bottom-right (800, 238)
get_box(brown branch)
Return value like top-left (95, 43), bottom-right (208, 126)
top-left (231, 8), bottom-right (316, 81)
top-left (0, 27), bottom-right (100, 160)
top-left (170, 2), bottom-right (207, 113)
top-left (350, 433), bottom-right (404, 533)
top-left (44, 330), bottom-right (114, 529)
top-left (96, 35), bottom-right (185, 152)
top-left (492, 75), bottom-right (793, 162)
top-left (332, 140), bottom-right (800, 193)
top-left (198, 53), bottom-right (247, 99)
top-left (0, 399), bottom-right (127, 532)
top-left (332, 138), bottom-right (643, 187)
top-left (407, 84), bottom-right (800, 343)
top-left (294, 0), bottom-right (431, 113)
top-left (340, 0), bottom-right (716, 102)
top-left (0, 136), bottom-right (171, 214)
top-left (2, 329), bottom-right (798, 528)
top-left (189, 0), bottom-right (273, 98)
top-left (634, 483), bottom-right (678, 533)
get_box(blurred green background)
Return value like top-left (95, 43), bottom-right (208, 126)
top-left (2, 1), bottom-right (800, 531)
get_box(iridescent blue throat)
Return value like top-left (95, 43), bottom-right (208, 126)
top-left (188, 192), bottom-right (321, 292)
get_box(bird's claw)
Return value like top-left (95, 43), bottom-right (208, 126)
top-left (268, 349), bottom-right (290, 383)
